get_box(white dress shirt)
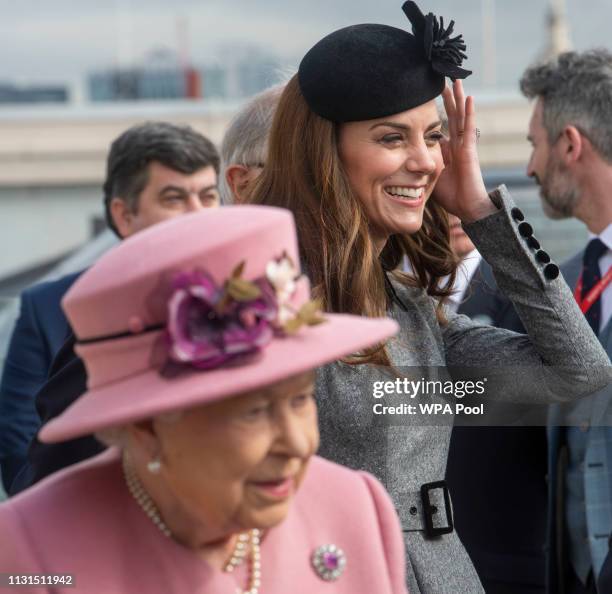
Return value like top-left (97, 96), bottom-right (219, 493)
top-left (447, 249), bottom-right (482, 312)
top-left (402, 250), bottom-right (483, 313)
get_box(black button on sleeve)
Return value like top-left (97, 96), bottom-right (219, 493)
top-left (544, 263), bottom-right (560, 280)
top-left (511, 207), bottom-right (525, 221)
top-left (518, 222), bottom-right (534, 237)
top-left (527, 236), bottom-right (541, 250)
top-left (536, 250), bottom-right (551, 264)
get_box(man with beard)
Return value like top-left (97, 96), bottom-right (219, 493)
top-left (521, 50), bottom-right (612, 594)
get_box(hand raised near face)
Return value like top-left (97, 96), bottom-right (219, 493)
top-left (432, 80), bottom-right (497, 223)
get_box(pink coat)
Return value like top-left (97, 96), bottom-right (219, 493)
top-left (0, 450), bottom-right (407, 593)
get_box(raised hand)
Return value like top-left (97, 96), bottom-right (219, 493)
top-left (432, 80), bottom-right (497, 222)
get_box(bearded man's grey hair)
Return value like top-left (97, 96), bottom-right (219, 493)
top-left (520, 49), bottom-right (612, 162)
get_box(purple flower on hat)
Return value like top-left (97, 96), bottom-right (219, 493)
top-left (164, 256), bottom-right (325, 372)
top-left (166, 268), bottom-right (278, 370)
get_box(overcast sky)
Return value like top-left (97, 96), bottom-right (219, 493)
top-left (3, 0), bottom-right (612, 92)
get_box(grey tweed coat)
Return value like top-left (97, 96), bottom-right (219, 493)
top-left (315, 186), bottom-right (612, 594)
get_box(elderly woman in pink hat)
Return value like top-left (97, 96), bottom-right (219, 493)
top-left (0, 206), bottom-right (405, 594)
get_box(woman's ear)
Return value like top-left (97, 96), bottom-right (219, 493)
top-left (126, 419), bottom-right (160, 460)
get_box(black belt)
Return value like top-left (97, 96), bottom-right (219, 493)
top-left (400, 480), bottom-right (454, 538)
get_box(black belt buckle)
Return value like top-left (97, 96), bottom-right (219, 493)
top-left (420, 480), bottom-right (454, 537)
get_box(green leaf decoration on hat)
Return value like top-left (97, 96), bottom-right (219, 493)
top-left (216, 260), bottom-right (262, 313)
top-left (282, 300), bottom-right (326, 335)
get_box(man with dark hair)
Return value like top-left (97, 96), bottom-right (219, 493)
top-left (520, 49), bottom-right (612, 594)
top-left (102, 121), bottom-right (219, 236)
top-left (0, 121), bottom-right (220, 492)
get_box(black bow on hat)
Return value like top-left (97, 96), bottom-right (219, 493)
top-left (402, 1), bottom-right (471, 80)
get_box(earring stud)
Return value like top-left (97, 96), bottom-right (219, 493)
top-left (147, 458), bottom-right (162, 474)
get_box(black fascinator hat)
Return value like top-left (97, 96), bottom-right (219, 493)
top-left (298, 1), bottom-right (471, 122)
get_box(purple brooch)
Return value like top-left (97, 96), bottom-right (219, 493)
top-left (166, 254), bottom-right (324, 371)
top-left (311, 544), bottom-right (347, 581)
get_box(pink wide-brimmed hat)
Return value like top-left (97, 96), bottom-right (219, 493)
top-left (40, 206), bottom-right (398, 443)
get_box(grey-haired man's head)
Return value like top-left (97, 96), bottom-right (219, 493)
top-left (219, 84), bottom-right (284, 204)
top-left (521, 49), bottom-right (612, 221)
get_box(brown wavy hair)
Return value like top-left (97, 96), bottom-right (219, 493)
top-left (247, 75), bottom-right (458, 366)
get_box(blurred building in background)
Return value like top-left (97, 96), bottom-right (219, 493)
top-left (542, 0), bottom-right (572, 61)
top-left (0, 83), bottom-right (68, 105)
top-left (200, 65), bottom-right (227, 100)
top-left (89, 47), bottom-right (201, 101)
top-left (89, 67), bottom-right (197, 101)
top-left (88, 48), bottom-right (282, 102)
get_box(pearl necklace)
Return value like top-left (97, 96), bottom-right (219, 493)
top-left (121, 455), bottom-right (262, 593)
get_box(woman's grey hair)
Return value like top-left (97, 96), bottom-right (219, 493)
top-left (95, 426), bottom-right (128, 449)
top-left (219, 83), bottom-right (285, 204)
top-left (94, 411), bottom-right (184, 449)
top-left (520, 49), bottom-right (612, 162)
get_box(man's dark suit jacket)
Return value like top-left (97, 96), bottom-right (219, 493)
top-left (445, 259), bottom-right (548, 594)
top-left (9, 333), bottom-right (104, 494)
top-left (0, 272), bottom-right (80, 491)
top-left (599, 541), bottom-right (612, 592)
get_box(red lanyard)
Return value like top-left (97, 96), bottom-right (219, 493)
top-left (574, 265), bottom-right (612, 314)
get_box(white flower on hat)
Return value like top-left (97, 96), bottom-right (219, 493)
top-left (266, 254), bottom-right (298, 300)
top-left (265, 253), bottom-right (321, 330)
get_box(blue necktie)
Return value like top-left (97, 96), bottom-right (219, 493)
top-left (581, 238), bottom-right (608, 335)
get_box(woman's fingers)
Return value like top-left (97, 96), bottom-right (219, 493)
top-left (463, 95), bottom-right (477, 149)
top-left (444, 79), bottom-right (478, 151)
top-left (453, 80), bottom-right (466, 144)
top-left (442, 84), bottom-right (457, 139)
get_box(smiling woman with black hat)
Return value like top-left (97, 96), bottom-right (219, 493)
top-left (247, 1), bottom-right (612, 593)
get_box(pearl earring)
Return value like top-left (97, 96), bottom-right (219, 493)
top-left (147, 458), bottom-right (162, 474)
